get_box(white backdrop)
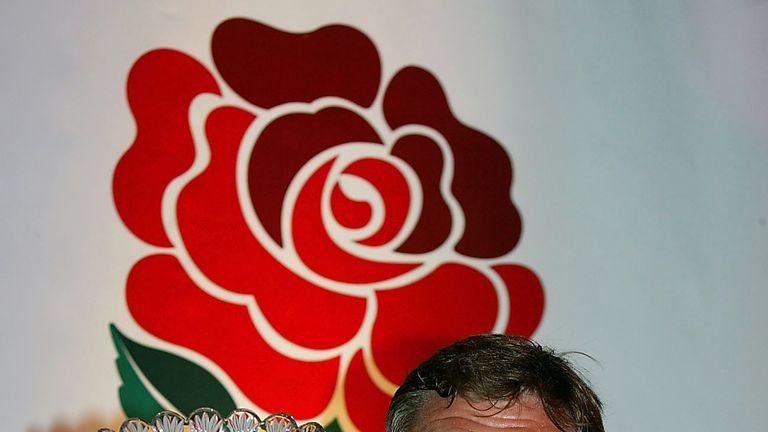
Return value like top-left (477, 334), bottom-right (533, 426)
top-left (1, 1), bottom-right (767, 431)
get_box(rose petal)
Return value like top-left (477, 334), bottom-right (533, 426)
top-left (383, 67), bottom-right (521, 258)
top-left (293, 160), bottom-right (419, 284)
top-left (331, 185), bottom-right (371, 229)
top-left (494, 264), bottom-right (545, 337)
top-left (125, 254), bottom-right (338, 418)
top-left (177, 107), bottom-right (366, 349)
top-left (340, 158), bottom-right (410, 247)
top-left (248, 108), bottom-right (381, 246)
top-left (212, 18), bottom-right (380, 108)
top-left (391, 134), bottom-right (452, 253)
top-left (344, 351), bottom-right (392, 432)
top-left (114, 49), bottom-right (220, 247)
top-left (371, 264), bottom-right (499, 385)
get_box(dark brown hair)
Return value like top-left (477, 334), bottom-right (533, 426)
top-left (385, 334), bottom-right (604, 432)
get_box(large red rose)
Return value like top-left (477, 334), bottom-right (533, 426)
top-left (113, 18), bottom-right (544, 431)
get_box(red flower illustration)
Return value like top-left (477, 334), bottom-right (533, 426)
top-left (113, 18), bottom-right (544, 431)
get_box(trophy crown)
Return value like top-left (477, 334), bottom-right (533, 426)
top-left (98, 408), bottom-right (325, 432)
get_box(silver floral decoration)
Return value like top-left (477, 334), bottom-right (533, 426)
top-left (189, 408), bottom-right (224, 432)
top-left (97, 408), bottom-right (323, 432)
top-left (226, 408), bottom-right (261, 432)
top-left (152, 410), bottom-right (185, 432)
top-left (298, 422), bottom-right (325, 432)
top-left (262, 413), bottom-right (299, 432)
top-left (119, 418), bottom-right (152, 432)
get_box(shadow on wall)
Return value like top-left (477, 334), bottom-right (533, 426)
top-left (27, 411), bottom-right (125, 432)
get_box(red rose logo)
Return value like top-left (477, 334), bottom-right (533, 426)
top-left (113, 18), bottom-right (544, 431)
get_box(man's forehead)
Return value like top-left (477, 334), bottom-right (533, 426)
top-left (418, 394), bottom-right (562, 432)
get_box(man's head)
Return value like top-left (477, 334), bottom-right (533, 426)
top-left (385, 334), bottom-right (604, 432)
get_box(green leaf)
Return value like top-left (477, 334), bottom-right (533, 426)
top-left (110, 323), bottom-right (236, 418)
top-left (324, 419), bottom-right (343, 432)
top-left (110, 324), bottom-right (164, 420)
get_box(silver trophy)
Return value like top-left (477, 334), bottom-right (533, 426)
top-left (98, 407), bottom-right (325, 432)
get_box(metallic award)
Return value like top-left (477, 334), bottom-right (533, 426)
top-left (98, 407), bottom-right (325, 432)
